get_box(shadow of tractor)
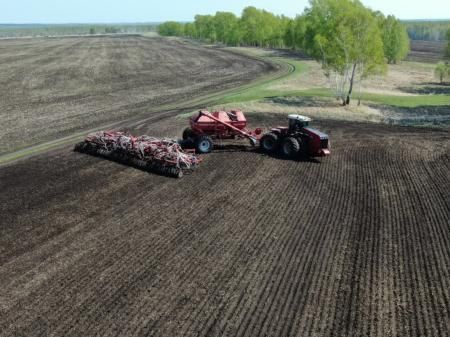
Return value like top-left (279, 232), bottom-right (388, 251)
top-left (212, 143), bottom-right (322, 163)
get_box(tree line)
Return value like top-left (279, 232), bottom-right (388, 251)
top-left (159, 2), bottom-right (409, 65)
top-left (0, 23), bottom-right (157, 38)
top-left (433, 30), bottom-right (449, 82)
top-left (448, 29), bottom-right (450, 57)
top-left (159, 0), bottom-right (410, 105)
top-left (159, 8), bottom-right (291, 48)
top-left (404, 20), bottom-right (450, 41)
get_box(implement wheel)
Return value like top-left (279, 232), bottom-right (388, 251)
top-left (182, 127), bottom-right (195, 140)
top-left (260, 132), bottom-right (278, 153)
top-left (195, 135), bottom-right (213, 154)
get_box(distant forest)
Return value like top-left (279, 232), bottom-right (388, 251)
top-left (403, 20), bottom-right (450, 41)
top-left (1, 20), bottom-right (449, 42)
top-left (0, 23), bottom-right (157, 37)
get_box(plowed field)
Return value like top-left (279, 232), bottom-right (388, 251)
top-left (1, 113), bottom-right (449, 337)
top-left (408, 40), bottom-right (448, 62)
top-left (0, 36), bottom-right (273, 154)
top-left (0, 36), bottom-right (449, 337)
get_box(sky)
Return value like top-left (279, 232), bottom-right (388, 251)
top-left (1, 0), bottom-right (448, 24)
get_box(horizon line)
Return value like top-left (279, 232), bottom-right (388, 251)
top-left (1, 18), bottom-right (450, 25)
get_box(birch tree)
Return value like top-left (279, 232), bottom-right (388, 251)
top-left (380, 15), bottom-right (410, 64)
top-left (434, 62), bottom-right (449, 84)
top-left (302, 0), bottom-right (385, 105)
top-left (214, 12), bottom-right (241, 45)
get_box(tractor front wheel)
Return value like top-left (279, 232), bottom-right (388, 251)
top-left (260, 133), bottom-right (278, 153)
top-left (282, 137), bottom-right (300, 158)
top-left (195, 135), bottom-right (213, 154)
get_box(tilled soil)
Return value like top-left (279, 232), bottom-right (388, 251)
top-left (0, 113), bottom-right (448, 337)
top-left (408, 40), bottom-right (448, 63)
top-left (0, 36), bottom-right (274, 154)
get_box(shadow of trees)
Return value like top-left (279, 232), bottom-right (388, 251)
top-left (398, 84), bottom-right (450, 95)
top-left (267, 96), bottom-right (333, 108)
top-left (266, 48), bottom-right (313, 60)
top-left (370, 103), bottom-right (450, 126)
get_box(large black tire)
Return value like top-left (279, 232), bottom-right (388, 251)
top-left (260, 132), bottom-right (279, 153)
top-left (74, 142), bottom-right (87, 152)
top-left (195, 135), bottom-right (213, 154)
top-left (168, 167), bottom-right (183, 178)
top-left (182, 127), bottom-right (195, 140)
top-left (281, 137), bottom-right (300, 158)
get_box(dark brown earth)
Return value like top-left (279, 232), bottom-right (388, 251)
top-left (408, 40), bottom-right (448, 63)
top-left (1, 36), bottom-right (449, 337)
top-left (0, 36), bottom-right (274, 154)
top-left (1, 111), bottom-right (449, 337)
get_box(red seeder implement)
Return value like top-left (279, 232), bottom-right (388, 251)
top-left (75, 110), bottom-right (330, 178)
top-left (182, 110), bottom-right (330, 158)
top-left (74, 131), bottom-right (200, 178)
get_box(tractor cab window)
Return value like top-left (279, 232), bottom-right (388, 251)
top-left (289, 118), bottom-right (308, 132)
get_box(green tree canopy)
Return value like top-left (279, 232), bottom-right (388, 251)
top-left (240, 7), bottom-right (265, 46)
top-left (158, 21), bottom-right (184, 36)
top-left (213, 12), bottom-right (241, 45)
top-left (194, 15), bottom-right (216, 41)
top-left (283, 18), bottom-right (296, 48)
top-left (434, 62), bottom-right (449, 84)
top-left (183, 22), bottom-right (196, 38)
top-left (302, 0), bottom-right (386, 105)
top-left (379, 15), bottom-right (410, 64)
top-left (283, 15), bottom-right (307, 49)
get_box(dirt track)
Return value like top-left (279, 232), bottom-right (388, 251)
top-left (1, 112), bottom-right (449, 336)
top-left (0, 36), bottom-right (273, 154)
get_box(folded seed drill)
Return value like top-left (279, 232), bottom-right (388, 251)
top-left (74, 131), bottom-right (200, 178)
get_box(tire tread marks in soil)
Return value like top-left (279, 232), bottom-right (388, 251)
top-left (0, 97), bottom-right (448, 336)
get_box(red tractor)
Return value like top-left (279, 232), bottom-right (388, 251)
top-left (182, 110), bottom-right (330, 158)
top-left (259, 114), bottom-right (330, 158)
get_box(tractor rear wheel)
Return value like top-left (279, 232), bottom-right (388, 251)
top-left (282, 137), bottom-right (300, 158)
top-left (182, 127), bottom-right (194, 140)
top-left (195, 135), bottom-right (213, 154)
top-left (260, 132), bottom-right (278, 153)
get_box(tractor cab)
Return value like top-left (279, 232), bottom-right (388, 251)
top-left (288, 114), bottom-right (311, 133)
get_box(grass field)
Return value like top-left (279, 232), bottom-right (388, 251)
top-left (0, 35), bottom-right (449, 337)
top-left (205, 47), bottom-right (450, 126)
